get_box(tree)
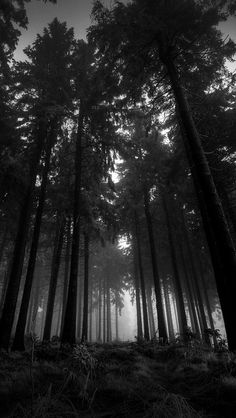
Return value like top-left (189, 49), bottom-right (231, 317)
top-left (89, 0), bottom-right (236, 350)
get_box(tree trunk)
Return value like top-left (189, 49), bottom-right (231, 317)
top-left (179, 244), bottom-right (201, 337)
top-left (0, 120), bottom-right (47, 350)
top-left (133, 250), bottom-right (143, 340)
top-left (12, 124), bottom-right (55, 351)
top-left (181, 210), bottom-right (211, 346)
top-left (163, 55), bottom-right (236, 350)
top-left (162, 193), bottom-right (188, 336)
top-left (61, 105), bottom-right (84, 345)
top-left (60, 216), bottom-right (71, 337)
top-left (106, 277), bottom-right (111, 342)
top-left (115, 291), bottom-right (119, 341)
top-left (98, 277), bottom-right (102, 342)
top-left (103, 280), bottom-right (106, 343)
top-left (163, 279), bottom-right (175, 341)
top-left (43, 215), bottom-right (65, 341)
top-left (143, 189), bottom-right (167, 342)
top-left (0, 225), bottom-right (8, 266)
top-left (0, 259), bottom-right (11, 317)
top-left (146, 286), bottom-right (155, 338)
top-left (134, 211), bottom-right (150, 341)
top-left (81, 232), bottom-right (89, 342)
top-left (30, 272), bottom-right (41, 335)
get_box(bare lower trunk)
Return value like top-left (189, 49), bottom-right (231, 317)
top-left (163, 55), bottom-right (236, 350)
top-left (61, 106), bottom-right (84, 345)
top-left (143, 190), bottom-right (167, 341)
top-left (81, 232), bottom-right (89, 342)
top-left (134, 211), bottom-right (150, 341)
top-left (0, 120), bottom-right (47, 350)
top-left (43, 215), bottom-right (65, 341)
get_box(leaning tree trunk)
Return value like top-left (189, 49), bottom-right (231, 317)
top-left (81, 232), bottom-right (89, 342)
top-left (0, 120), bottom-right (47, 350)
top-left (134, 211), bottom-right (150, 341)
top-left (43, 215), bottom-right (65, 341)
top-left (162, 54), bottom-right (236, 350)
top-left (162, 193), bottom-right (188, 336)
top-left (61, 105), bottom-right (84, 345)
top-left (143, 188), bottom-right (167, 342)
top-left (12, 124), bottom-right (56, 351)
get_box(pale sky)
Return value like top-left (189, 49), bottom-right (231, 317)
top-left (14, 0), bottom-right (236, 73)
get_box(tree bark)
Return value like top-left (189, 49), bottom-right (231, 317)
top-left (60, 216), bottom-right (71, 337)
top-left (181, 210), bottom-right (211, 345)
top-left (106, 276), bottom-right (111, 342)
top-left (0, 120), bottom-right (47, 350)
top-left (115, 291), bottom-right (119, 341)
top-left (61, 105), bottom-right (84, 345)
top-left (163, 55), bottom-right (236, 350)
top-left (163, 279), bottom-right (175, 341)
top-left (134, 210), bottom-right (150, 341)
top-left (43, 215), bottom-right (65, 341)
top-left (179, 244), bottom-right (201, 337)
top-left (81, 232), bottom-right (89, 342)
top-left (98, 276), bottom-right (102, 342)
top-left (12, 123), bottom-right (56, 351)
top-left (103, 279), bottom-right (106, 343)
top-left (162, 193), bottom-right (188, 336)
top-left (133, 249), bottom-right (143, 340)
top-left (143, 189), bottom-right (167, 341)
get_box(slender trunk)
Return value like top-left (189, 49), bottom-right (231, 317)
top-left (103, 280), bottom-right (106, 343)
top-left (163, 280), bottom-right (175, 341)
top-left (162, 193), bottom-right (188, 335)
top-left (181, 211), bottom-right (211, 345)
top-left (12, 125), bottom-right (55, 351)
top-left (60, 217), bottom-right (71, 336)
top-left (115, 292), bottom-right (119, 341)
top-left (0, 120), bottom-right (47, 350)
top-left (98, 277), bottom-right (102, 342)
top-left (40, 297), bottom-right (45, 341)
top-left (197, 251), bottom-right (218, 347)
top-left (179, 244), bottom-right (201, 337)
top-left (30, 274), bottom-right (40, 335)
top-left (0, 225), bottom-right (8, 266)
top-left (43, 216), bottom-right (65, 341)
top-left (106, 277), bottom-right (111, 342)
top-left (146, 286), bottom-right (155, 338)
top-left (61, 105), bottom-right (84, 345)
top-left (89, 291), bottom-right (93, 342)
top-left (133, 249), bottom-right (143, 339)
top-left (56, 302), bottom-right (62, 337)
top-left (134, 211), bottom-right (150, 341)
top-left (81, 232), bottom-right (89, 342)
top-left (0, 259), bottom-right (11, 316)
top-left (26, 291), bottom-right (34, 335)
top-left (143, 189), bottom-right (167, 341)
top-left (163, 55), bottom-right (236, 350)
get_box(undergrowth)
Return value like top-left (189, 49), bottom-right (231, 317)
top-left (0, 337), bottom-right (236, 417)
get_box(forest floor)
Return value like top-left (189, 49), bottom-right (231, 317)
top-left (0, 339), bottom-right (236, 417)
